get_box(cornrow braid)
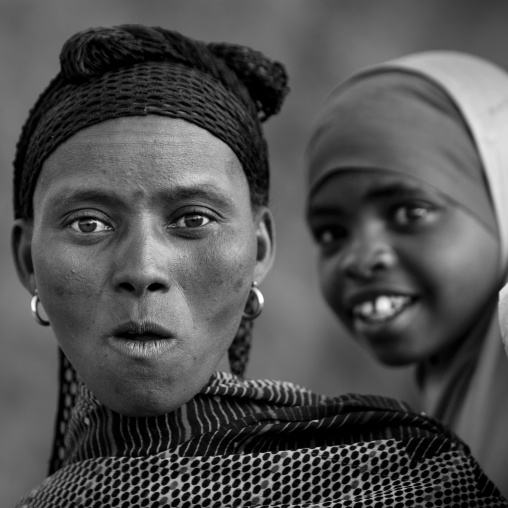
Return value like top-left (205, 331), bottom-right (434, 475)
top-left (13, 24), bottom-right (289, 219)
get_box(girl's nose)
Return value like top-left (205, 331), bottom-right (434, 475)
top-left (112, 228), bottom-right (171, 296)
top-left (342, 227), bottom-right (397, 281)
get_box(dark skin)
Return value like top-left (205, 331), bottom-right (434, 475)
top-left (12, 116), bottom-right (275, 417)
top-left (307, 170), bottom-right (500, 366)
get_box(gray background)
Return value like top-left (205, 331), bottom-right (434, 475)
top-left (2, 0), bottom-right (508, 505)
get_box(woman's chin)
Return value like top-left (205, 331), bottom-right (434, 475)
top-left (103, 393), bottom-right (193, 417)
top-left (90, 378), bottom-right (200, 417)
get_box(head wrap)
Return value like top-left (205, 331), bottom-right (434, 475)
top-left (306, 51), bottom-right (508, 495)
top-left (14, 24), bottom-right (289, 219)
top-left (306, 68), bottom-right (497, 235)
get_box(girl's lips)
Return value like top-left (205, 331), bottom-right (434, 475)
top-left (350, 295), bottom-right (418, 336)
top-left (351, 294), bottom-right (416, 323)
top-left (345, 289), bottom-right (416, 310)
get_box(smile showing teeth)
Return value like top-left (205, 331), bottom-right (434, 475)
top-left (352, 295), bottom-right (412, 323)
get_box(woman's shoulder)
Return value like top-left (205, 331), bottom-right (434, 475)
top-left (206, 371), bottom-right (421, 413)
top-left (203, 372), bottom-right (456, 444)
top-left (18, 373), bottom-right (507, 507)
top-left (17, 434), bottom-right (507, 507)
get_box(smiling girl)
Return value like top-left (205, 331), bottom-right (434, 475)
top-left (306, 52), bottom-right (508, 495)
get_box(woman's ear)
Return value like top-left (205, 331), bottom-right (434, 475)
top-left (253, 207), bottom-right (275, 284)
top-left (11, 218), bottom-right (36, 294)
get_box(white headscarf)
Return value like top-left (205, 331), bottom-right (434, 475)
top-left (372, 51), bottom-right (508, 495)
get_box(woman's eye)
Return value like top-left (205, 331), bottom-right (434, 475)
top-left (69, 217), bottom-right (112, 233)
top-left (393, 205), bottom-right (431, 225)
top-left (175, 213), bottom-right (211, 228)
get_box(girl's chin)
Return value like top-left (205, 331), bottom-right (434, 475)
top-left (369, 348), bottom-right (418, 367)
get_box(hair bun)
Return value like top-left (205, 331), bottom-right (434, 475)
top-left (59, 25), bottom-right (289, 121)
top-left (59, 25), bottom-right (189, 82)
top-left (208, 43), bottom-right (289, 122)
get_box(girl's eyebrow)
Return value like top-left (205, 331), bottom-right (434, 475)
top-left (306, 203), bottom-right (346, 220)
top-left (307, 181), bottom-right (435, 220)
top-left (365, 182), bottom-right (430, 199)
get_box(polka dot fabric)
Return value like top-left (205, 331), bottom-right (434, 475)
top-left (17, 441), bottom-right (505, 507)
top-left (18, 366), bottom-right (507, 507)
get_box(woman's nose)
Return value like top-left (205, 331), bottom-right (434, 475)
top-left (112, 227), bottom-right (171, 295)
top-left (342, 227), bottom-right (397, 281)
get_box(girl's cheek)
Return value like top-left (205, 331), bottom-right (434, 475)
top-left (319, 258), bottom-right (341, 298)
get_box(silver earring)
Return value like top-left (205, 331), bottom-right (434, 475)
top-left (242, 282), bottom-right (264, 320)
top-left (31, 289), bottom-right (50, 326)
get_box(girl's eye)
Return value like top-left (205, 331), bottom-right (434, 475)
top-left (393, 205), bottom-right (431, 225)
top-left (69, 217), bottom-right (112, 233)
top-left (175, 213), bottom-right (211, 228)
top-left (314, 226), bottom-right (347, 246)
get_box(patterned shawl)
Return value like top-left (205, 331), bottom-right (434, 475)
top-left (15, 354), bottom-right (506, 507)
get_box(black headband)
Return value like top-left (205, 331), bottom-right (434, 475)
top-left (14, 24), bottom-right (289, 218)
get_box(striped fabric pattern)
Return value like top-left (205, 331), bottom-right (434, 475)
top-left (61, 370), bottom-right (450, 467)
top-left (16, 368), bottom-right (508, 507)
top-left (17, 355), bottom-right (508, 508)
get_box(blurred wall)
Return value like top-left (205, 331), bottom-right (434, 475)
top-left (2, 0), bottom-right (508, 504)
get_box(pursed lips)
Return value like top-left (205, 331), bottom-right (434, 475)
top-left (110, 320), bottom-right (174, 341)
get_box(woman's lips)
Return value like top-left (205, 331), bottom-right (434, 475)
top-left (110, 321), bottom-right (173, 341)
top-left (107, 321), bottom-right (176, 358)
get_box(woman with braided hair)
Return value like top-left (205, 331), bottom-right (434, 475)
top-left (12, 25), bottom-right (506, 507)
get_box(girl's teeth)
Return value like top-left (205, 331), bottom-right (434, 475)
top-left (375, 296), bottom-right (392, 315)
top-left (359, 301), bottom-right (374, 315)
top-left (353, 295), bottom-right (411, 322)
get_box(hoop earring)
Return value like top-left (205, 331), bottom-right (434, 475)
top-left (242, 282), bottom-right (264, 321)
top-left (31, 289), bottom-right (50, 326)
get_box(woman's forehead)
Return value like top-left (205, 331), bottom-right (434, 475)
top-left (34, 116), bottom-right (246, 206)
top-left (41, 116), bottom-right (239, 173)
top-left (53, 116), bottom-right (235, 150)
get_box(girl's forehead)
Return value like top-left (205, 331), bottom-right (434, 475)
top-left (311, 169), bottom-right (445, 203)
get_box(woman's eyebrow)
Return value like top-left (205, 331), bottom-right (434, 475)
top-left (170, 183), bottom-right (234, 206)
top-left (47, 183), bottom-right (235, 209)
top-left (48, 189), bottom-right (124, 209)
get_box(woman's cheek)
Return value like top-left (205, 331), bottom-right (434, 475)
top-left (188, 233), bottom-right (256, 315)
top-left (33, 243), bottom-right (104, 323)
